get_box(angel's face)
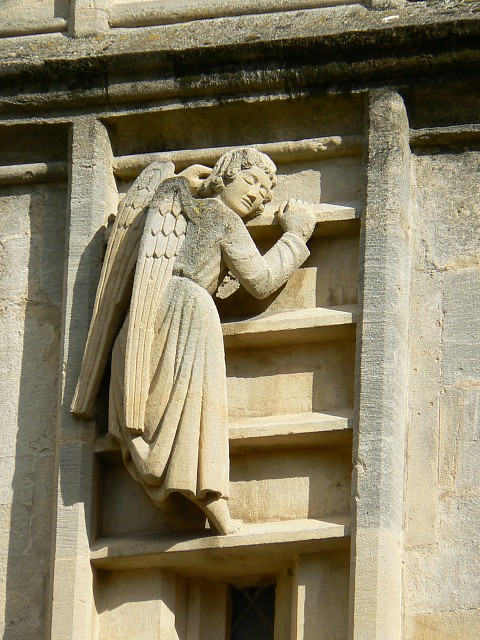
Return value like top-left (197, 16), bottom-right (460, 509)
top-left (219, 167), bottom-right (273, 219)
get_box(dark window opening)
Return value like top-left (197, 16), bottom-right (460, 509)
top-left (229, 584), bottom-right (275, 640)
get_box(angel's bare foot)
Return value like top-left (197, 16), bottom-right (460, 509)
top-left (195, 497), bottom-right (242, 535)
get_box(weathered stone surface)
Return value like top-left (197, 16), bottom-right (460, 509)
top-left (0, 182), bottom-right (66, 639)
top-left (351, 89), bottom-right (411, 640)
top-left (403, 147), bottom-right (480, 639)
top-left (1, 3), bottom-right (480, 113)
top-left (0, 0), bottom-right (69, 38)
top-left (1, 2), bottom-right (480, 639)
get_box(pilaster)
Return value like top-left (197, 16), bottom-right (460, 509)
top-left (50, 118), bottom-right (116, 640)
top-left (350, 89), bottom-right (412, 640)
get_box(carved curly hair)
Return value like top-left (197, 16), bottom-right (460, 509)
top-left (197, 147), bottom-right (277, 213)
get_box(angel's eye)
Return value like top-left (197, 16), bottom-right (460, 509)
top-left (259, 186), bottom-right (269, 198)
top-left (242, 175), bottom-right (255, 185)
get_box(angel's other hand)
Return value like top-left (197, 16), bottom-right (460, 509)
top-left (178, 164), bottom-right (213, 194)
top-left (278, 198), bottom-right (316, 242)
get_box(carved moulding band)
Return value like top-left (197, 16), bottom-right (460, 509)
top-left (0, 161), bottom-right (68, 186)
top-left (108, 0), bottom-right (360, 29)
top-left (113, 135), bottom-right (364, 179)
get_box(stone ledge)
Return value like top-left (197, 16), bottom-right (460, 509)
top-left (229, 409), bottom-right (354, 451)
top-left (91, 517), bottom-right (350, 577)
top-left (0, 161), bottom-right (68, 185)
top-left (410, 124), bottom-right (480, 149)
top-left (248, 203), bottom-right (359, 231)
top-left (222, 305), bottom-right (357, 348)
top-left (95, 408), bottom-right (354, 461)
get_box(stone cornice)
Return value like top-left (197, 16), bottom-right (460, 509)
top-left (1, 3), bottom-right (480, 115)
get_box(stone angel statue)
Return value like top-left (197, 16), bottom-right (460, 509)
top-left (71, 148), bottom-right (316, 534)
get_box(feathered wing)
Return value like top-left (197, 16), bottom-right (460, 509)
top-left (72, 161), bottom-right (175, 418)
top-left (124, 177), bottom-right (192, 434)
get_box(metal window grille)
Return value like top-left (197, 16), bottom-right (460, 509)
top-left (230, 584), bottom-right (275, 640)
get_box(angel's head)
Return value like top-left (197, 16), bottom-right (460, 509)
top-left (198, 148), bottom-right (277, 218)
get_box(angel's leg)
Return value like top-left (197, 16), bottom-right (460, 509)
top-left (193, 496), bottom-right (241, 535)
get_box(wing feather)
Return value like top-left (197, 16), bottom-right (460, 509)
top-left (124, 177), bottom-right (192, 434)
top-left (71, 161), bottom-right (175, 417)
top-left (131, 256), bottom-right (161, 423)
top-left (174, 215), bottom-right (187, 237)
top-left (162, 213), bottom-right (176, 236)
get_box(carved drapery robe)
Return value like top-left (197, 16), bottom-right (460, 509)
top-left (108, 196), bottom-right (310, 507)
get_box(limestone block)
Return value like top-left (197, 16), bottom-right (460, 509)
top-left (404, 193), bottom-right (443, 546)
top-left (274, 157), bottom-right (364, 209)
top-left (227, 339), bottom-right (356, 419)
top-left (292, 551), bottom-right (350, 640)
top-left (69, 0), bottom-right (109, 37)
top-left (101, 463), bottom-right (205, 537)
top-left (184, 579), bottom-right (228, 640)
top-left (0, 181), bottom-right (65, 640)
top-left (275, 570), bottom-right (294, 640)
top-left (96, 569), bottom-right (178, 640)
top-left (96, 571), bottom-right (229, 640)
top-left (404, 494), bottom-right (480, 618)
top-left (0, 0), bottom-right (69, 37)
top-left (439, 385), bottom-right (480, 490)
top-left (442, 268), bottom-right (480, 386)
top-left (404, 610), bottom-right (480, 640)
top-left (414, 152), bottom-right (480, 273)
top-left (230, 446), bottom-right (351, 523)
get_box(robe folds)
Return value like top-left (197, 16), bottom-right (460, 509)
top-left (108, 198), bottom-right (310, 508)
top-left (109, 276), bottom-right (229, 505)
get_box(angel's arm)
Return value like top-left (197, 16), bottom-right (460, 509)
top-left (220, 214), bottom-right (310, 300)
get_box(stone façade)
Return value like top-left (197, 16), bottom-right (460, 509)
top-left (1, 1), bottom-right (480, 639)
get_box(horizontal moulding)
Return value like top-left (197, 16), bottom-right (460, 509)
top-left (0, 161), bottom-right (68, 186)
top-left (5, 123), bottom-right (479, 188)
top-left (410, 124), bottom-right (480, 148)
top-left (113, 136), bottom-right (364, 178)
top-left (0, 17), bottom-right (67, 39)
top-left (108, 0), bottom-right (360, 29)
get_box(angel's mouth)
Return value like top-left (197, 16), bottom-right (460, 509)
top-left (241, 197), bottom-right (252, 209)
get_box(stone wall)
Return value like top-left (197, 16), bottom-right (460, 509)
top-left (404, 144), bottom-right (480, 640)
top-left (0, 126), bottom-right (68, 638)
top-left (0, 2), bottom-right (479, 639)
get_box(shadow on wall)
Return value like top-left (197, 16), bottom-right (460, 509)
top-left (56, 217), bottom-right (108, 530)
top-left (3, 183), bottom-right (65, 638)
top-left (54, 0), bottom-right (69, 20)
top-left (4, 179), bottom-right (108, 637)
